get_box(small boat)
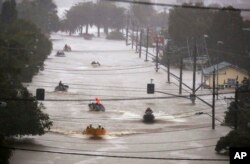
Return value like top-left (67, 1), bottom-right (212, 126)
top-left (91, 61), bottom-right (101, 67)
top-left (88, 103), bottom-right (105, 111)
top-left (55, 85), bottom-right (69, 91)
top-left (83, 125), bottom-right (106, 137)
top-left (63, 46), bottom-right (71, 52)
top-left (55, 51), bottom-right (65, 57)
top-left (143, 108), bottom-right (155, 123)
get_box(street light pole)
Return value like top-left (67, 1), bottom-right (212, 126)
top-left (139, 29), bottom-right (142, 58)
top-left (145, 27), bottom-right (149, 62)
top-left (179, 54), bottom-right (183, 94)
top-left (192, 39), bottom-right (197, 104)
top-left (212, 69), bottom-right (216, 129)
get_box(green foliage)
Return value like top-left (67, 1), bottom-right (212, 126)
top-left (17, 0), bottom-right (59, 33)
top-left (0, 136), bottom-right (12, 164)
top-left (61, 1), bottom-right (126, 36)
top-left (216, 130), bottom-right (250, 154)
top-left (0, 89), bottom-right (52, 137)
top-left (216, 78), bottom-right (250, 154)
top-left (0, 3), bottom-right (52, 163)
top-left (224, 79), bottom-right (250, 128)
top-left (0, 18), bottom-right (53, 136)
top-left (130, 0), bottom-right (156, 27)
top-left (106, 30), bottom-right (125, 40)
top-left (167, 3), bottom-right (250, 71)
top-left (0, 0), bottom-right (17, 24)
top-left (0, 19), bottom-right (52, 82)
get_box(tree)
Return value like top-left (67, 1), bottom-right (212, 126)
top-left (168, 2), bottom-right (212, 47)
top-left (17, 0), bottom-right (59, 33)
top-left (216, 78), bottom-right (250, 154)
top-left (62, 1), bottom-right (126, 36)
top-left (0, 0), bottom-right (17, 24)
top-left (94, 1), bottom-right (117, 35)
top-left (0, 0), bottom-right (3, 13)
top-left (130, 0), bottom-right (156, 27)
top-left (0, 135), bottom-right (12, 164)
top-left (0, 3), bottom-right (53, 162)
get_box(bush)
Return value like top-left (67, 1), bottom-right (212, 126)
top-left (106, 31), bottom-right (124, 40)
top-left (0, 136), bottom-right (12, 164)
top-left (215, 130), bottom-right (250, 154)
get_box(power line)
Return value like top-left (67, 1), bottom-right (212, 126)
top-left (43, 65), bottom-right (153, 72)
top-left (34, 136), bottom-right (219, 145)
top-left (0, 92), bottom-right (236, 102)
top-left (43, 69), bottom-right (153, 75)
top-left (1, 146), bottom-right (229, 161)
top-left (104, 0), bottom-right (250, 12)
top-left (12, 144), bottom-right (217, 154)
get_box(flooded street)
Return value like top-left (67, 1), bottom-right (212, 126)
top-left (10, 33), bottom-right (230, 164)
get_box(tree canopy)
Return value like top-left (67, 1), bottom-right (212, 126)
top-left (17, 0), bottom-right (60, 33)
top-left (61, 1), bottom-right (126, 36)
top-left (166, 3), bottom-right (250, 71)
top-left (216, 78), bottom-right (250, 154)
top-left (0, 1), bottom-right (53, 162)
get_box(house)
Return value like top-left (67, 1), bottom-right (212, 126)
top-left (203, 62), bottom-right (249, 88)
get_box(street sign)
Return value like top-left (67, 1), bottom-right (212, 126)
top-left (153, 36), bottom-right (164, 44)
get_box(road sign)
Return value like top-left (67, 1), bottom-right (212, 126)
top-left (153, 36), bottom-right (164, 44)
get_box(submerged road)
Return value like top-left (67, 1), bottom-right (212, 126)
top-left (10, 33), bottom-right (230, 164)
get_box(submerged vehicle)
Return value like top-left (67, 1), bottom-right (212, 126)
top-left (83, 124), bottom-right (106, 137)
top-left (55, 51), bottom-right (65, 57)
top-left (88, 103), bottom-right (105, 111)
top-left (143, 108), bottom-right (155, 123)
top-left (55, 84), bottom-right (69, 91)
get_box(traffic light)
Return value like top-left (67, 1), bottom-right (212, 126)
top-left (147, 84), bottom-right (155, 94)
top-left (36, 88), bottom-right (45, 100)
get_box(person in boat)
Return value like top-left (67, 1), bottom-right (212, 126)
top-left (98, 124), bottom-right (102, 129)
top-left (95, 97), bottom-right (101, 110)
top-left (64, 44), bottom-right (68, 50)
top-left (95, 97), bottom-right (101, 105)
top-left (145, 107), bottom-right (153, 114)
top-left (59, 81), bottom-right (63, 88)
top-left (87, 124), bottom-right (92, 129)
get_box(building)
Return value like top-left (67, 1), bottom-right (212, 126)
top-left (203, 62), bottom-right (249, 88)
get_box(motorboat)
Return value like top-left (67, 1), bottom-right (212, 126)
top-left (55, 51), bottom-right (65, 57)
top-left (55, 84), bottom-right (69, 91)
top-left (91, 61), bottom-right (101, 67)
top-left (143, 109), bottom-right (155, 123)
top-left (63, 45), bottom-right (71, 52)
top-left (83, 125), bottom-right (106, 137)
top-left (88, 103), bottom-right (105, 111)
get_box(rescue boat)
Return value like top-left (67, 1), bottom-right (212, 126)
top-left (83, 125), bottom-right (106, 136)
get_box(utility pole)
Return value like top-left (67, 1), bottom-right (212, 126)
top-left (234, 81), bottom-right (239, 130)
top-left (125, 12), bottom-right (129, 46)
top-left (131, 22), bottom-right (134, 49)
top-left (135, 28), bottom-right (139, 53)
top-left (216, 62), bottom-right (219, 100)
top-left (179, 54), bottom-right (183, 94)
top-left (125, 17), bottom-right (129, 46)
top-left (139, 29), bottom-right (143, 58)
top-left (155, 38), bottom-right (159, 72)
top-left (212, 69), bottom-right (216, 129)
top-left (167, 45), bottom-right (170, 83)
top-left (145, 27), bottom-right (149, 61)
top-left (192, 39), bottom-right (197, 104)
